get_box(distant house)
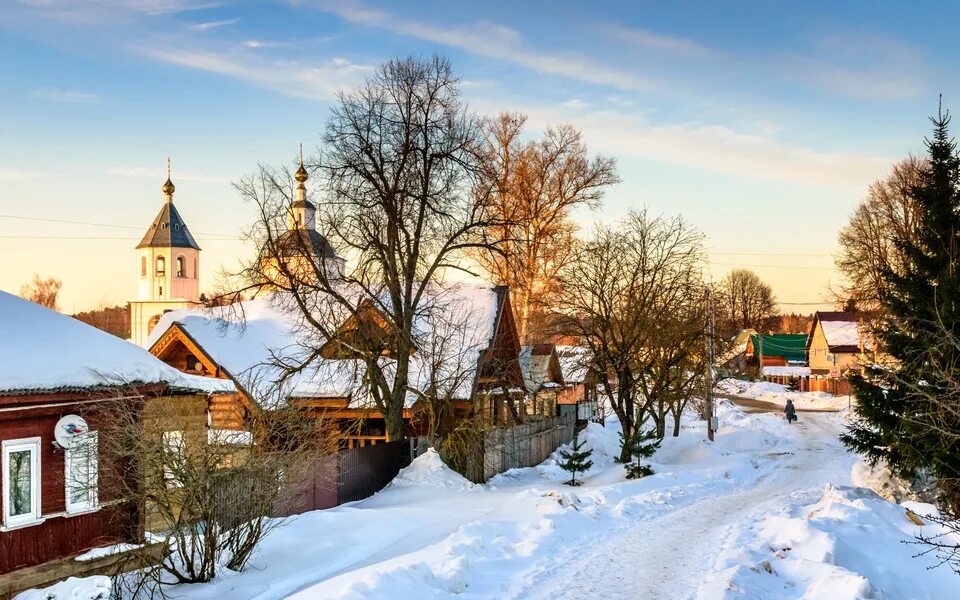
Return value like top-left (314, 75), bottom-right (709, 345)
top-left (807, 311), bottom-right (868, 375)
top-left (555, 345), bottom-right (599, 422)
top-left (0, 292), bottom-right (227, 584)
top-left (719, 328), bottom-right (757, 372)
top-left (146, 282), bottom-right (527, 447)
top-left (745, 333), bottom-right (808, 366)
top-left (519, 344), bottom-right (565, 418)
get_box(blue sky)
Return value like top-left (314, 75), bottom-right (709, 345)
top-left (0, 0), bottom-right (954, 312)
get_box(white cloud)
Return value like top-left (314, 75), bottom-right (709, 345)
top-left (0, 168), bottom-right (52, 179)
top-left (316, 2), bottom-right (659, 93)
top-left (105, 165), bottom-right (227, 184)
top-left (607, 24), bottom-right (713, 57)
top-left (16, 0), bottom-right (224, 21)
top-left (477, 99), bottom-right (891, 189)
top-left (137, 45), bottom-right (372, 99)
top-left (191, 18), bottom-right (239, 30)
top-left (32, 87), bottom-right (99, 103)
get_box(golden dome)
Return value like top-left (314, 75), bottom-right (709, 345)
top-left (162, 158), bottom-right (175, 195)
top-left (295, 163), bottom-right (309, 183)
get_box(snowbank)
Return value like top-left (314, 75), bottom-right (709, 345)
top-left (717, 378), bottom-right (848, 410)
top-left (389, 448), bottom-right (477, 491)
top-left (702, 484), bottom-right (960, 600)
top-left (14, 576), bottom-right (110, 600)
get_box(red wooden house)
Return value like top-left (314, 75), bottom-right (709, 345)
top-left (0, 291), bottom-right (229, 583)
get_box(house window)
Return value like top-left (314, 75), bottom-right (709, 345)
top-left (176, 256), bottom-right (185, 278)
top-left (156, 256), bottom-right (166, 276)
top-left (161, 431), bottom-right (185, 488)
top-left (141, 256), bottom-right (147, 277)
top-left (65, 432), bottom-right (98, 514)
top-left (194, 258), bottom-right (198, 280)
top-left (2, 437), bottom-right (41, 528)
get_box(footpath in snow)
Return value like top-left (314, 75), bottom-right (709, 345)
top-left (717, 377), bottom-right (850, 411)
top-left (21, 399), bottom-right (960, 600)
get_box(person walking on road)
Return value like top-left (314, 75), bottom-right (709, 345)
top-left (784, 398), bottom-right (798, 423)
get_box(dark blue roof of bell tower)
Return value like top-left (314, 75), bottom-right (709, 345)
top-left (137, 203), bottom-right (201, 250)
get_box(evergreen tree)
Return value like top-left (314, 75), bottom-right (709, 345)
top-left (787, 376), bottom-right (800, 392)
top-left (558, 431), bottom-right (594, 486)
top-left (621, 413), bottom-right (661, 479)
top-left (843, 105), bottom-right (960, 513)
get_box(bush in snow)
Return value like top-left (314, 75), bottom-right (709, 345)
top-left (620, 414), bottom-right (660, 479)
top-left (558, 431), bottom-right (593, 486)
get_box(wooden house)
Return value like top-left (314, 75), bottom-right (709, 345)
top-left (519, 344), bottom-right (565, 419)
top-left (146, 282), bottom-right (526, 446)
top-left (0, 292), bottom-right (226, 587)
top-left (555, 345), bottom-right (599, 421)
top-left (745, 333), bottom-right (808, 367)
top-left (806, 311), bottom-right (868, 376)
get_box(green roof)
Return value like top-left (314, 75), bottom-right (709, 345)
top-left (749, 333), bottom-right (808, 363)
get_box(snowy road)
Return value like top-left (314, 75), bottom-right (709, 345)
top-left (510, 415), bottom-right (853, 600)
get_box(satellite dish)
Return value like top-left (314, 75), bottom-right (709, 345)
top-left (54, 415), bottom-right (90, 449)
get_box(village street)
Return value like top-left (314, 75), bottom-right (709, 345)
top-left (511, 413), bottom-right (851, 599)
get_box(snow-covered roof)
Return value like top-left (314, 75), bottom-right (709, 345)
top-left (762, 366), bottom-right (811, 377)
top-left (0, 291), bottom-right (233, 396)
top-left (555, 345), bottom-right (591, 384)
top-left (147, 281), bottom-right (503, 408)
top-left (812, 312), bottom-right (866, 353)
top-left (519, 344), bottom-right (560, 394)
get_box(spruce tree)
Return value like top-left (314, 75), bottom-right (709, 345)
top-left (621, 413), bottom-right (661, 479)
top-left (558, 431), bottom-right (594, 486)
top-left (843, 104), bottom-right (960, 513)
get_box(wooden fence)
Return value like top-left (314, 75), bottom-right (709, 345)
top-left (763, 374), bottom-right (852, 396)
top-left (272, 440), bottom-right (411, 518)
top-left (479, 414), bottom-right (575, 482)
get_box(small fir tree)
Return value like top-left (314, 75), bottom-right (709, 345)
top-left (621, 413), bottom-right (661, 479)
top-left (558, 431), bottom-right (594, 486)
top-left (787, 376), bottom-right (800, 392)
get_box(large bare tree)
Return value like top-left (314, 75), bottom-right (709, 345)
top-left (235, 56), bottom-right (498, 441)
top-left (836, 156), bottom-right (925, 311)
top-left (715, 268), bottom-right (777, 338)
top-left (473, 113), bottom-right (619, 342)
top-left (557, 210), bottom-right (706, 460)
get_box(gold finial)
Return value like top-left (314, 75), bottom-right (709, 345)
top-left (162, 157), bottom-right (175, 197)
top-left (295, 143), bottom-right (308, 183)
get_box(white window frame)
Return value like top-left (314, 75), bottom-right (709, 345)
top-left (65, 431), bottom-right (99, 515)
top-left (2, 437), bottom-right (42, 529)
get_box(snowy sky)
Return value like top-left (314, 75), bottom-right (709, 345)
top-left (0, 0), bottom-right (954, 312)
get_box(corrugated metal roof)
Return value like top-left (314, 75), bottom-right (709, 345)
top-left (748, 333), bottom-right (808, 362)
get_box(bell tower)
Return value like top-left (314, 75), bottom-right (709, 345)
top-left (129, 159), bottom-right (202, 347)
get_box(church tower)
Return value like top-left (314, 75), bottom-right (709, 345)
top-left (130, 160), bottom-right (202, 347)
top-left (263, 146), bottom-right (345, 285)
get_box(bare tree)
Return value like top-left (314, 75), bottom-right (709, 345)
top-left (90, 392), bottom-right (329, 597)
top-left (715, 268), bottom-right (777, 337)
top-left (836, 156), bottom-right (925, 311)
top-left (20, 274), bottom-right (62, 310)
top-left (557, 210), bottom-right (706, 460)
top-left (473, 113), bottom-right (619, 342)
top-left (234, 56), bottom-right (499, 441)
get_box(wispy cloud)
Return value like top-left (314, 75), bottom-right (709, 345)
top-left (0, 168), bottom-right (53, 179)
top-left (485, 100), bottom-right (891, 189)
top-left (779, 33), bottom-right (929, 101)
top-left (17, 0), bottom-right (224, 21)
top-left (607, 24), bottom-right (713, 58)
top-left (138, 45), bottom-right (372, 100)
top-left (32, 87), bottom-right (99, 103)
top-left (191, 17), bottom-right (239, 30)
top-left (317, 2), bottom-right (659, 93)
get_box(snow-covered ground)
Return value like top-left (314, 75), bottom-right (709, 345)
top-left (19, 397), bottom-right (959, 600)
top-left (717, 378), bottom-right (850, 411)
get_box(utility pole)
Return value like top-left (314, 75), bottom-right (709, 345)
top-left (705, 289), bottom-right (716, 441)
top-left (758, 332), bottom-right (764, 378)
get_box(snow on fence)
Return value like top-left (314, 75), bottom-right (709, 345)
top-left (481, 414), bottom-right (575, 481)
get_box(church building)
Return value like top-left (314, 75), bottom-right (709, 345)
top-left (130, 161), bottom-right (202, 346)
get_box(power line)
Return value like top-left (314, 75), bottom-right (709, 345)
top-left (0, 213), bottom-right (236, 239)
top-left (708, 261), bottom-right (835, 271)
